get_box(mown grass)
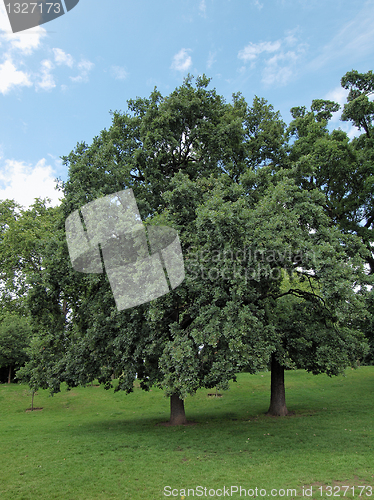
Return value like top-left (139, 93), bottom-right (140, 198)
top-left (0, 367), bottom-right (373, 499)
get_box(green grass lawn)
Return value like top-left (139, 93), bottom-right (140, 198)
top-left (0, 367), bottom-right (373, 500)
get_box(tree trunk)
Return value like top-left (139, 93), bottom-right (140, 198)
top-left (267, 354), bottom-right (288, 416)
top-left (8, 365), bottom-right (11, 384)
top-left (31, 390), bottom-right (35, 411)
top-left (169, 393), bottom-right (188, 425)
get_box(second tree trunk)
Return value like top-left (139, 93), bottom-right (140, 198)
top-left (267, 354), bottom-right (288, 416)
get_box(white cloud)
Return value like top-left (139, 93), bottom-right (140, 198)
top-left (336, 121), bottom-right (361, 140)
top-left (324, 86), bottom-right (360, 139)
top-left (238, 31), bottom-right (307, 87)
top-left (262, 50), bottom-right (300, 86)
top-left (36, 59), bottom-right (55, 91)
top-left (70, 58), bottom-right (94, 83)
top-left (324, 86), bottom-right (348, 107)
top-left (253, 0), bottom-right (264, 10)
top-left (111, 65), bottom-right (128, 80)
top-left (0, 1), bottom-right (91, 94)
top-left (171, 48), bottom-right (192, 72)
top-left (53, 48), bottom-right (74, 67)
top-left (0, 158), bottom-right (62, 208)
top-left (238, 41), bottom-right (281, 62)
top-left (1, 26), bottom-right (46, 55)
top-left (0, 2), bottom-right (10, 31)
top-left (78, 59), bottom-right (94, 72)
top-left (199, 0), bottom-right (207, 16)
top-left (0, 58), bottom-right (32, 93)
top-left (0, 47), bottom-right (92, 93)
top-left (324, 86), bottom-right (348, 124)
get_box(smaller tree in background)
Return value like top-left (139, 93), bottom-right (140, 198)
top-left (0, 312), bottom-right (31, 383)
top-left (0, 197), bottom-right (67, 395)
top-left (285, 69), bottom-right (374, 371)
top-left (286, 70), bottom-right (374, 276)
top-left (0, 197), bottom-right (61, 310)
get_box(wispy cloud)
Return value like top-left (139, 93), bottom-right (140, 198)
top-left (70, 59), bottom-right (94, 83)
top-left (309, 3), bottom-right (374, 70)
top-left (36, 59), bottom-right (55, 91)
top-left (262, 49), bottom-right (301, 86)
top-left (252, 0), bottom-right (264, 10)
top-left (207, 51), bottom-right (216, 69)
top-left (110, 65), bottom-right (128, 80)
top-left (171, 48), bottom-right (192, 72)
top-left (53, 48), bottom-right (74, 67)
top-left (238, 30), bottom-right (307, 86)
top-left (199, 0), bottom-right (207, 16)
top-left (238, 41), bottom-right (281, 62)
top-left (0, 158), bottom-right (62, 208)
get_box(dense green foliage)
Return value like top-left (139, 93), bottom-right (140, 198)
top-left (1, 71), bottom-right (372, 419)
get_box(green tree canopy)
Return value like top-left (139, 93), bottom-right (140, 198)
top-left (20, 74), bottom-right (371, 423)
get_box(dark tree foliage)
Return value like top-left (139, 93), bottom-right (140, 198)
top-left (17, 74), bottom-right (371, 422)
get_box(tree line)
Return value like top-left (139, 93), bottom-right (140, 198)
top-left (0, 70), bottom-right (373, 424)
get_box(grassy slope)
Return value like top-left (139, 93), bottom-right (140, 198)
top-left (0, 368), bottom-right (373, 500)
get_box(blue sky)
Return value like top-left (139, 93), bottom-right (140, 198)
top-left (0, 0), bottom-right (373, 208)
